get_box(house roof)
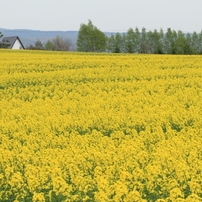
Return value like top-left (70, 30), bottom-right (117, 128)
top-left (2, 36), bottom-right (25, 49)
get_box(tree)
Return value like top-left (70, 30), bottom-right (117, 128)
top-left (184, 33), bottom-right (192, 54)
top-left (106, 33), bottom-right (125, 53)
top-left (52, 36), bottom-right (71, 51)
top-left (77, 20), bottom-right (106, 52)
top-left (171, 30), bottom-right (178, 54)
top-left (114, 33), bottom-right (125, 53)
top-left (0, 32), bottom-right (3, 43)
top-left (158, 29), bottom-right (164, 54)
top-left (198, 30), bottom-right (202, 54)
top-left (26, 40), bottom-right (44, 50)
top-left (0, 32), bottom-right (9, 48)
top-left (106, 35), bottom-right (116, 52)
top-left (125, 27), bottom-right (140, 53)
top-left (35, 39), bottom-right (44, 50)
top-left (26, 44), bottom-right (35, 50)
top-left (125, 28), bottom-right (135, 53)
top-left (191, 32), bottom-right (199, 54)
top-left (151, 29), bottom-right (164, 54)
top-left (164, 28), bottom-right (173, 54)
top-left (27, 36), bottom-right (72, 51)
top-left (44, 40), bottom-right (54, 51)
top-left (164, 28), bottom-right (177, 54)
top-left (147, 30), bottom-right (154, 53)
top-left (175, 30), bottom-right (186, 54)
top-left (140, 28), bottom-right (148, 53)
top-left (0, 32), bottom-right (3, 48)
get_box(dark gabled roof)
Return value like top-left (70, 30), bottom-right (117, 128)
top-left (2, 36), bottom-right (25, 49)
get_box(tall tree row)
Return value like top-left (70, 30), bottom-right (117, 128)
top-left (77, 21), bottom-right (202, 54)
top-left (107, 28), bottom-right (202, 54)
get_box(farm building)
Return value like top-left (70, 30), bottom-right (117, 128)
top-left (1, 36), bottom-right (25, 49)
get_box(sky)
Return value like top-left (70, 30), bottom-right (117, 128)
top-left (1, 0), bottom-right (202, 33)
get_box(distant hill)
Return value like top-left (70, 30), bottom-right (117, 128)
top-left (0, 28), bottom-right (78, 48)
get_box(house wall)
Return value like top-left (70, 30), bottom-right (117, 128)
top-left (12, 39), bottom-right (23, 49)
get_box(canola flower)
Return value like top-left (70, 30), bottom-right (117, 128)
top-left (0, 50), bottom-right (202, 201)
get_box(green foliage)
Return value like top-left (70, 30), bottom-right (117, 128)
top-left (125, 28), bottom-right (139, 53)
top-left (44, 40), bottom-right (54, 51)
top-left (77, 20), bottom-right (106, 52)
top-left (106, 26), bottom-right (202, 54)
top-left (140, 27), bottom-right (148, 53)
top-left (107, 32), bottom-right (125, 53)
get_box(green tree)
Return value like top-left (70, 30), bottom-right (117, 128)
top-left (158, 29), bottom-right (164, 54)
top-left (147, 30), bottom-right (155, 53)
top-left (164, 28), bottom-right (177, 54)
top-left (175, 30), bottom-right (186, 54)
top-left (151, 29), bottom-right (164, 54)
top-left (107, 33), bottom-right (125, 53)
top-left (171, 30), bottom-right (178, 54)
top-left (114, 33), bottom-right (125, 53)
top-left (199, 30), bottom-right (202, 54)
top-left (184, 33), bottom-right (192, 54)
top-left (140, 28), bottom-right (148, 53)
top-left (77, 20), bottom-right (106, 52)
top-left (125, 27), bottom-right (140, 53)
top-left (106, 34), bottom-right (116, 52)
top-left (191, 32), bottom-right (200, 54)
top-left (164, 28), bottom-right (173, 54)
top-left (44, 40), bottom-right (55, 51)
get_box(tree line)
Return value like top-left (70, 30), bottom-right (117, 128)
top-left (1, 20), bottom-right (202, 54)
top-left (77, 20), bottom-right (202, 54)
top-left (26, 36), bottom-right (74, 51)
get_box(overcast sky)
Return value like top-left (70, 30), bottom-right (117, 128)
top-left (1, 0), bottom-right (202, 33)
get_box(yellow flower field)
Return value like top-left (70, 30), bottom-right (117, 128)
top-left (0, 50), bottom-right (202, 201)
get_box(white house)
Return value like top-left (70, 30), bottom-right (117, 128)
top-left (2, 36), bottom-right (25, 49)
